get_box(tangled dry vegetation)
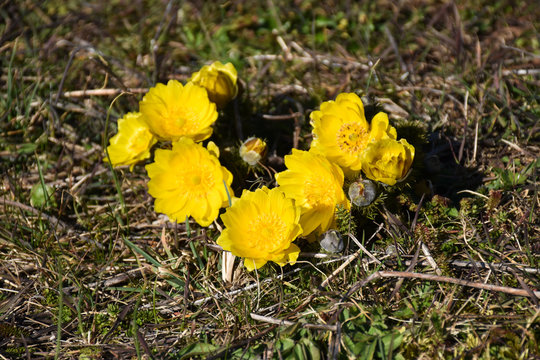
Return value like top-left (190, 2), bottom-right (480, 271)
top-left (1, 0), bottom-right (539, 359)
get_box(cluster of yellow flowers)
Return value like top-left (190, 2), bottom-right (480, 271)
top-left (218, 93), bottom-right (415, 271)
top-left (105, 61), bottom-right (238, 226)
top-left (310, 93), bottom-right (415, 186)
top-left (105, 62), bottom-right (415, 273)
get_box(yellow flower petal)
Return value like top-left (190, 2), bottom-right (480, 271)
top-left (244, 258), bottom-right (268, 272)
top-left (206, 141), bottom-right (220, 158)
top-left (369, 112), bottom-right (397, 143)
top-left (275, 149), bottom-right (350, 236)
top-left (104, 112), bottom-right (156, 170)
top-left (361, 138), bottom-right (415, 185)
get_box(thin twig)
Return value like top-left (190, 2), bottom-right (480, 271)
top-left (445, 260), bottom-right (540, 275)
top-left (250, 54), bottom-right (370, 70)
top-left (383, 25), bottom-right (406, 72)
top-left (347, 232), bottom-right (383, 266)
top-left (395, 85), bottom-right (465, 113)
top-left (2, 198), bottom-right (69, 231)
top-left (420, 241), bottom-right (442, 276)
top-left (502, 68), bottom-right (540, 76)
top-left (319, 252), bottom-right (366, 289)
top-left (346, 271), bottom-right (540, 300)
top-left (63, 266), bottom-right (154, 293)
top-left (319, 226), bottom-right (387, 288)
top-left (62, 88), bottom-right (148, 97)
top-left (250, 313), bottom-right (337, 331)
top-left (262, 112), bottom-right (303, 120)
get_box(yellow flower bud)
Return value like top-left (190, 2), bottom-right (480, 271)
top-left (361, 138), bottom-right (415, 186)
top-left (190, 61), bottom-right (238, 108)
top-left (239, 137), bottom-right (267, 166)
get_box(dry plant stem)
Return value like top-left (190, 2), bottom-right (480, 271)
top-left (250, 54), bottom-right (370, 70)
top-left (318, 224), bottom-right (387, 288)
top-left (383, 25), bottom-right (407, 72)
top-left (390, 242), bottom-right (422, 300)
top-left (0, 281), bottom-right (34, 321)
top-left (62, 88), bottom-right (148, 97)
top-left (2, 198), bottom-right (69, 231)
top-left (250, 313), bottom-right (338, 331)
top-left (319, 228), bottom-right (384, 289)
top-left (319, 232), bottom-right (385, 289)
top-left (395, 85), bottom-right (465, 114)
top-left (222, 251), bottom-right (236, 284)
top-left (63, 266), bottom-right (154, 293)
top-left (400, 258), bottom-right (540, 275)
top-left (319, 251), bottom-right (365, 289)
top-left (262, 112), bottom-right (303, 120)
top-left (347, 232), bottom-right (384, 266)
top-left (346, 271), bottom-right (540, 300)
top-left (420, 241), bottom-right (442, 275)
top-left (190, 256), bottom-right (351, 307)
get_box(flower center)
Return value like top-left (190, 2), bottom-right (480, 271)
top-left (304, 177), bottom-right (335, 208)
top-left (128, 128), bottom-right (152, 153)
top-left (248, 214), bottom-right (288, 253)
top-left (179, 165), bottom-right (215, 197)
top-left (191, 174), bottom-right (202, 185)
top-left (336, 123), bottom-right (368, 154)
top-left (165, 106), bottom-right (198, 135)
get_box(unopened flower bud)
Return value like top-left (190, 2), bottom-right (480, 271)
top-left (190, 61), bottom-right (238, 108)
top-left (320, 230), bottom-right (344, 253)
top-left (239, 137), bottom-right (267, 166)
top-left (348, 179), bottom-right (377, 207)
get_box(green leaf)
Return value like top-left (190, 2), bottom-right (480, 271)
top-left (293, 343), bottom-right (307, 360)
top-left (276, 338), bottom-right (295, 354)
top-left (364, 339), bottom-right (377, 360)
top-left (30, 182), bottom-right (56, 208)
top-left (18, 143), bottom-right (37, 154)
top-left (175, 342), bottom-right (218, 359)
top-left (123, 238), bottom-right (162, 268)
top-left (302, 338), bottom-right (321, 360)
top-left (446, 207), bottom-right (459, 218)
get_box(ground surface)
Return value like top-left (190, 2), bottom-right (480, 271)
top-left (0, 0), bottom-right (539, 359)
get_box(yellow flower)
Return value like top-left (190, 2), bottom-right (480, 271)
top-left (275, 149), bottom-right (350, 236)
top-left (105, 112), bottom-right (156, 170)
top-left (217, 186), bottom-right (302, 271)
top-left (139, 80), bottom-right (217, 142)
top-left (190, 61), bottom-right (238, 108)
top-left (239, 137), bottom-right (267, 166)
top-left (146, 138), bottom-right (233, 227)
top-left (310, 93), bottom-right (396, 175)
top-left (361, 138), bottom-right (415, 186)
